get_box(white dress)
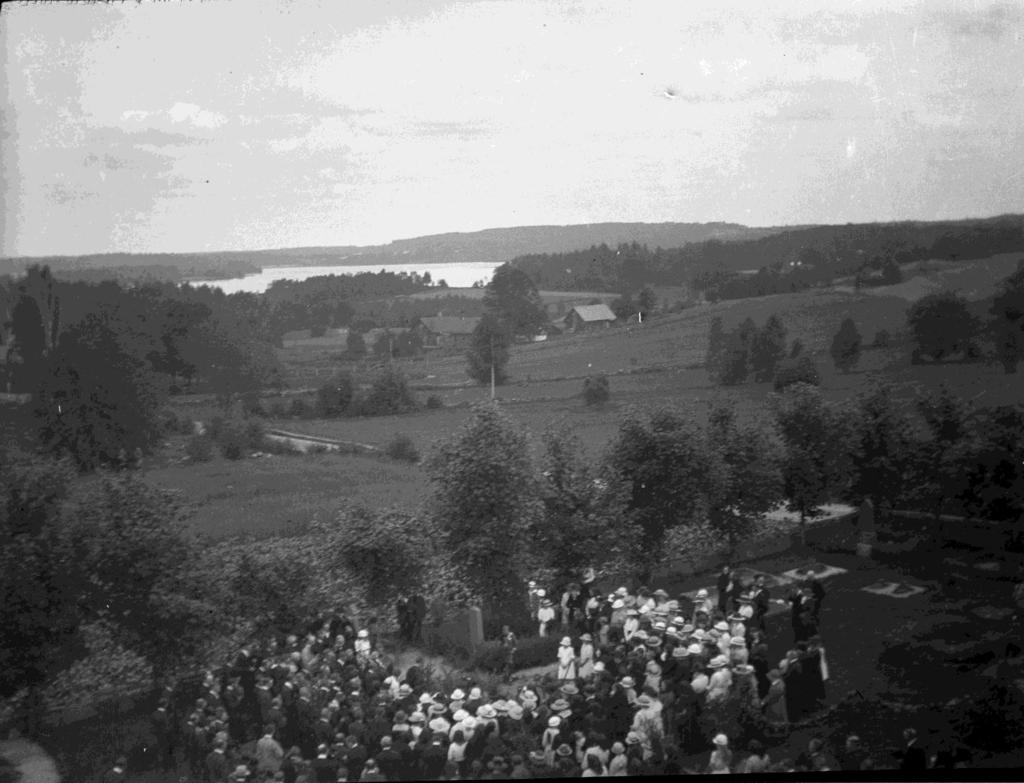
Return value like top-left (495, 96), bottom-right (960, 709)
top-left (578, 642), bottom-right (595, 678)
top-left (557, 644), bottom-right (578, 680)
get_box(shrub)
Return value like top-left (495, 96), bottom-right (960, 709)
top-left (582, 374), bottom-right (610, 406)
top-left (469, 635), bottom-right (560, 673)
top-left (216, 422), bottom-right (248, 460)
top-left (873, 329), bottom-right (892, 348)
top-left (773, 356), bottom-right (821, 392)
top-left (385, 434), bottom-right (420, 463)
top-left (161, 410), bottom-right (194, 436)
top-left (316, 373), bottom-right (354, 418)
top-left (240, 392), bottom-right (264, 418)
top-left (185, 434), bottom-right (214, 463)
top-left (244, 419), bottom-right (265, 451)
top-left (288, 398), bottom-right (312, 419)
top-left (426, 394), bottom-right (444, 410)
top-left (353, 368), bottom-right (417, 416)
top-left (206, 415), bottom-right (227, 441)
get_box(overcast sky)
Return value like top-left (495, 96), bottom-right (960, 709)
top-left (2, 0), bottom-right (1022, 256)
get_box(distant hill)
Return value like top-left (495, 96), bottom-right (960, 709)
top-left (0, 222), bottom-right (776, 279)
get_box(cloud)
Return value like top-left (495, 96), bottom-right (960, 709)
top-left (168, 102), bottom-right (227, 129)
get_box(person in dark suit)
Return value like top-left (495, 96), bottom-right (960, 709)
top-left (805, 572), bottom-right (826, 625)
top-left (751, 576), bottom-right (771, 633)
top-left (895, 728), bottom-right (928, 771)
top-left (716, 565), bottom-right (734, 615)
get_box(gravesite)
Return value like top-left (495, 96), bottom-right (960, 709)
top-left (3, 1), bottom-right (1024, 781)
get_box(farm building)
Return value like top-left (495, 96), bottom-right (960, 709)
top-left (413, 316), bottom-right (481, 350)
top-left (562, 303), bottom-right (617, 332)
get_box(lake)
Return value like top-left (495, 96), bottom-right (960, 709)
top-left (188, 261), bottom-right (501, 294)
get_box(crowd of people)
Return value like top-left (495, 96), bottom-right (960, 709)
top-left (103, 566), bottom-right (967, 780)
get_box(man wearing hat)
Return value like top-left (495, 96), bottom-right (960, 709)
top-left (692, 589), bottom-right (713, 622)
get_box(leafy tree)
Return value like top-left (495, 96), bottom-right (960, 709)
top-left (872, 329), bottom-right (891, 349)
top-left (705, 404), bottom-right (784, 552)
top-left (33, 312), bottom-right (166, 470)
top-left (0, 453), bottom-right (81, 697)
top-left (989, 262), bottom-right (1024, 373)
top-left (533, 428), bottom-right (634, 581)
top-left (881, 258), bottom-right (902, 285)
top-left (637, 286), bottom-right (658, 318)
top-left (354, 366), bottom-right (416, 415)
top-left (773, 356), bottom-right (821, 391)
top-left (705, 317), bottom-right (726, 377)
top-left (715, 330), bottom-right (750, 385)
top-left (483, 263), bottom-right (548, 337)
top-left (847, 384), bottom-right (917, 519)
top-left (910, 385), bottom-right (977, 522)
top-left (907, 290), bottom-right (980, 362)
top-left (64, 474), bottom-right (220, 673)
top-left (771, 384), bottom-right (854, 543)
top-left (611, 292), bottom-right (635, 320)
top-left (605, 408), bottom-right (720, 578)
top-left (328, 506), bottom-right (433, 600)
top-left (751, 315), bottom-right (788, 382)
top-left (316, 372), bottom-right (354, 417)
top-left (830, 317), bottom-right (863, 373)
top-left (959, 404), bottom-right (1024, 522)
top-left (466, 313), bottom-right (511, 386)
top-left (427, 402), bottom-right (541, 609)
top-left (582, 374), bottom-right (610, 406)
top-left (346, 328), bottom-right (368, 357)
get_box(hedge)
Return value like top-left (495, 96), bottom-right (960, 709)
top-left (469, 634), bottom-right (560, 673)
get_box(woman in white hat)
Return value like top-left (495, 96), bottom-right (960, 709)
top-left (707, 733), bottom-right (733, 774)
top-left (622, 606), bottom-right (639, 642)
top-left (706, 655), bottom-right (732, 703)
top-left (354, 629), bottom-right (371, 664)
top-left (541, 716), bottom-right (562, 767)
top-left (556, 636), bottom-right (578, 682)
top-left (537, 595), bottom-right (555, 637)
top-left (578, 633), bottom-right (595, 679)
top-left (692, 589), bottom-right (714, 623)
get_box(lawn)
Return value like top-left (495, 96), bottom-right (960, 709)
top-left (143, 450), bottom-right (428, 540)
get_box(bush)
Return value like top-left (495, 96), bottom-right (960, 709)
top-left (873, 329), bottom-right (892, 348)
top-left (469, 635), bottom-right (560, 673)
top-left (216, 422), bottom-right (248, 460)
top-left (316, 373), bottom-right (354, 418)
top-left (385, 434), bottom-right (420, 463)
top-left (288, 398), bottom-right (312, 419)
top-left (267, 400), bottom-right (287, 418)
top-left (185, 434), bottom-right (214, 463)
top-left (582, 374), bottom-right (610, 406)
top-left (161, 410), bottom-right (194, 436)
top-left (244, 419), bottom-right (265, 451)
top-left (426, 394), bottom-right (444, 410)
top-left (353, 368), bottom-right (417, 416)
top-left (240, 392), bottom-right (264, 418)
top-left (773, 356), bottom-right (821, 392)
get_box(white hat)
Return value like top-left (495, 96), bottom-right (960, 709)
top-left (560, 637), bottom-right (572, 646)
top-left (709, 655), bottom-right (728, 668)
top-left (691, 673), bottom-right (709, 693)
top-left (616, 587), bottom-right (628, 596)
top-left (612, 599), bottom-right (625, 609)
top-left (469, 687), bottom-right (482, 700)
top-left (452, 709), bottom-right (469, 722)
top-left (714, 621), bottom-right (729, 632)
top-left (713, 733), bottom-right (729, 746)
top-left (739, 605), bottom-right (754, 618)
top-left (686, 643), bottom-right (703, 655)
top-left (548, 716), bottom-right (561, 728)
top-left (358, 629), bottom-right (369, 638)
top-left (696, 589), bottom-right (709, 599)
top-left (536, 588), bottom-right (545, 597)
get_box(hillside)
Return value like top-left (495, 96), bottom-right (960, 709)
top-left (0, 221), bottom-right (775, 278)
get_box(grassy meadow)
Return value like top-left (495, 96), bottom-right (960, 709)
top-left (156, 251), bottom-right (1024, 538)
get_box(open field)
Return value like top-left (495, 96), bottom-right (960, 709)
top-left (143, 451), bottom-right (427, 540)
top-left (159, 251), bottom-right (1024, 536)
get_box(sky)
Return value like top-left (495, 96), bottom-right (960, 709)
top-left (2, 0), bottom-right (1023, 256)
